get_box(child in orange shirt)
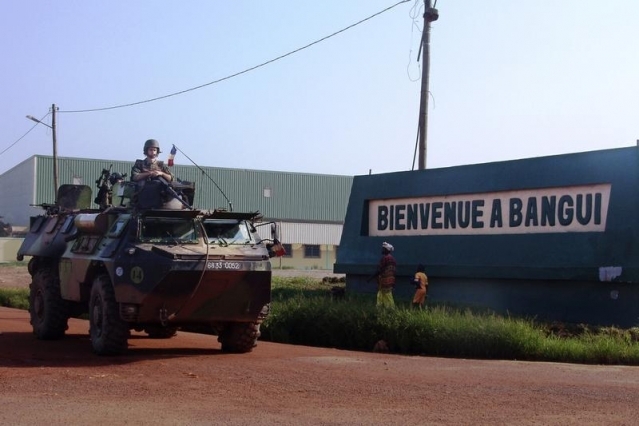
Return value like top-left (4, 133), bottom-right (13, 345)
top-left (412, 264), bottom-right (428, 309)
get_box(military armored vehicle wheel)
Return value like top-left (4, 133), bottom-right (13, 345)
top-left (29, 268), bottom-right (69, 340)
top-left (218, 322), bottom-right (261, 353)
top-left (144, 326), bottom-right (178, 339)
top-left (89, 274), bottom-right (130, 355)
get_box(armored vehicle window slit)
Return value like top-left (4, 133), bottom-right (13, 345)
top-left (108, 216), bottom-right (130, 238)
top-left (61, 216), bottom-right (75, 234)
top-left (44, 217), bottom-right (60, 234)
top-left (29, 216), bottom-right (45, 233)
top-left (139, 217), bottom-right (198, 244)
top-left (202, 219), bottom-right (254, 245)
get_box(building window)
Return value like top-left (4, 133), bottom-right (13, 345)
top-left (72, 176), bottom-right (83, 185)
top-left (282, 243), bottom-right (292, 258)
top-left (304, 244), bottom-right (320, 258)
top-left (263, 187), bottom-right (272, 198)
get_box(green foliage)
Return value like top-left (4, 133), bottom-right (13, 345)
top-left (0, 262), bottom-right (25, 268)
top-left (0, 288), bottom-right (29, 310)
top-left (265, 277), bottom-right (639, 365)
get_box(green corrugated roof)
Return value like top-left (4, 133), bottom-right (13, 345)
top-left (34, 155), bottom-right (352, 223)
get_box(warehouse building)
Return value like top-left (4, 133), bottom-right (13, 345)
top-left (0, 155), bottom-right (352, 269)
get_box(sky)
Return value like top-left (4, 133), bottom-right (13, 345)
top-left (1, 1), bottom-right (638, 178)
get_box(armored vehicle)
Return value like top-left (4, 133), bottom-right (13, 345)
top-left (17, 168), bottom-right (282, 355)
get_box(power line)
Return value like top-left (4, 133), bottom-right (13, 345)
top-left (0, 112), bottom-right (51, 156)
top-left (59, 0), bottom-right (411, 114)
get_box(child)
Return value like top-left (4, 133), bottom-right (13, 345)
top-left (412, 264), bottom-right (428, 309)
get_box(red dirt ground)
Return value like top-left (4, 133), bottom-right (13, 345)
top-left (0, 265), bottom-right (30, 289)
top-left (2, 267), bottom-right (639, 425)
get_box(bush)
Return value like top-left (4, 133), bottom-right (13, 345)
top-left (263, 277), bottom-right (639, 365)
top-left (0, 288), bottom-right (30, 310)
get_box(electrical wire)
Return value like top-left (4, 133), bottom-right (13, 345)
top-left (406, 0), bottom-right (424, 82)
top-left (59, 0), bottom-right (411, 114)
top-left (0, 112), bottom-right (51, 156)
top-left (412, 123), bottom-right (420, 170)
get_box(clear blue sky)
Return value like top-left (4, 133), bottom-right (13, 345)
top-left (1, 1), bottom-right (638, 177)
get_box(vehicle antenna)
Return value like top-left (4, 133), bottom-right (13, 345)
top-left (172, 145), bottom-right (233, 211)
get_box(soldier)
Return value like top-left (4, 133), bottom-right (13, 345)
top-left (131, 139), bottom-right (173, 183)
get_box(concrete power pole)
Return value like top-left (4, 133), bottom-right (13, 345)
top-left (417, 1), bottom-right (439, 170)
top-left (27, 104), bottom-right (60, 202)
top-left (51, 103), bottom-right (59, 202)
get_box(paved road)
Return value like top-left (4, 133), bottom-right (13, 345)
top-left (2, 307), bottom-right (639, 425)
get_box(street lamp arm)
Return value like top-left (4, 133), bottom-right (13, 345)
top-left (26, 115), bottom-right (52, 129)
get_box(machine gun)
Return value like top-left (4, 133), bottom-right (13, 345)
top-left (157, 177), bottom-right (193, 210)
top-left (95, 165), bottom-right (127, 209)
top-left (132, 176), bottom-right (194, 211)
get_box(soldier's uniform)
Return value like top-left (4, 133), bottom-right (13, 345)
top-left (131, 158), bottom-right (172, 182)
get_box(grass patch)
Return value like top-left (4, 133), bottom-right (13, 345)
top-left (0, 288), bottom-right (29, 310)
top-left (264, 277), bottom-right (639, 365)
top-left (0, 261), bottom-right (26, 267)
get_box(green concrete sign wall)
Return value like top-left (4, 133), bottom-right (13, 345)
top-left (335, 146), bottom-right (639, 326)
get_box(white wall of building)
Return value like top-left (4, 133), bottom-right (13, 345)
top-left (256, 221), bottom-right (342, 245)
top-left (0, 157), bottom-right (40, 227)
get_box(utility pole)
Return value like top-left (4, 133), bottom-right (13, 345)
top-left (51, 103), bottom-right (59, 202)
top-left (417, 1), bottom-right (438, 170)
top-left (26, 103), bottom-right (59, 203)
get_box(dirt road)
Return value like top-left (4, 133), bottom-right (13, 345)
top-left (2, 307), bottom-right (639, 425)
top-left (0, 265), bottom-right (343, 289)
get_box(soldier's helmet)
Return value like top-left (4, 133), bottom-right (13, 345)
top-left (143, 139), bottom-right (161, 154)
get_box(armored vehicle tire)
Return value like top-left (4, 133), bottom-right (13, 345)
top-left (217, 322), bottom-right (261, 353)
top-left (89, 274), bottom-right (130, 355)
top-left (29, 268), bottom-right (69, 340)
top-left (144, 326), bottom-right (178, 339)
